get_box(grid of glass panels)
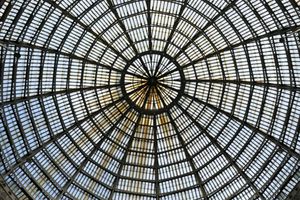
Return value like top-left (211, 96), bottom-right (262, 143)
top-left (0, 0), bottom-right (300, 199)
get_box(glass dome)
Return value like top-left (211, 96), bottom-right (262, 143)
top-left (0, 0), bottom-right (300, 199)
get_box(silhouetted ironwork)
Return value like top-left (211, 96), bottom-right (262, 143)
top-left (0, 0), bottom-right (300, 200)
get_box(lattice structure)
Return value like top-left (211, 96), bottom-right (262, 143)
top-left (0, 0), bottom-right (300, 199)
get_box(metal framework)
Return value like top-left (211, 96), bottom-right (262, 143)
top-left (0, 0), bottom-right (300, 199)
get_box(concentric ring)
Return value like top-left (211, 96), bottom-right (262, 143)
top-left (120, 51), bottom-right (185, 115)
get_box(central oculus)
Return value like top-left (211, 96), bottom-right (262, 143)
top-left (120, 51), bottom-right (185, 115)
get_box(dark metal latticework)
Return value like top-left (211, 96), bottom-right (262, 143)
top-left (0, 0), bottom-right (300, 199)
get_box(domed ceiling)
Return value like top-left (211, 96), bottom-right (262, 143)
top-left (0, 0), bottom-right (300, 199)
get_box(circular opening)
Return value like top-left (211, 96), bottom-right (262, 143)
top-left (120, 51), bottom-right (185, 115)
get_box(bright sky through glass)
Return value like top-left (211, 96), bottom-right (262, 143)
top-left (0, 0), bottom-right (300, 199)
